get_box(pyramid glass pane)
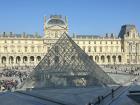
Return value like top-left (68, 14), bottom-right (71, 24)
top-left (21, 33), bottom-right (115, 89)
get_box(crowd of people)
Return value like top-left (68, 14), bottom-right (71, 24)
top-left (0, 79), bottom-right (18, 91)
top-left (0, 70), bottom-right (28, 78)
top-left (0, 69), bottom-right (30, 92)
top-left (103, 64), bottom-right (140, 75)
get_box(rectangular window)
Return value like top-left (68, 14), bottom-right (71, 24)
top-left (11, 46), bottom-right (14, 52)
top-left (18, 46), bottom-right (20, 52)
top-left (38, 46), bottom-right (40, 52)
top-left (89, 41), bottom-right (90, 44)
top-left (82, 46), bottom-right (85, 51)
top-left (94, 46), bottom-right (96, 52)
top-left (31, 47), bottom-right (34, 52)
top-left (4, 46), bottom-right (7, 52)
top-left (100, 47), bottom-right (102, 52)
top-left (106, 46), bottom-right (108, 52)
top-left (88, 46), bottom-right (91, 52)
top-left (25, 47), bottom-right (27, 52)
top-left (116, 46), bottom-right (118, 52)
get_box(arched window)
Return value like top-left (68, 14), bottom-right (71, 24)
top-left (107, 56), bottom-right (110, 63)
top-left (23, 56), bottom-right (28, 63)
top-left (89, 55), bottom-right (93, 60)
top-left (95, 55), bottom-right (99, 62)
top-left (9, 56), bottom-right (14, 64)
top-left (30, 56), bottom-right (34, 62)
top-left (2, 56), bottom-right (6, 64)
top-left (37, 56), bottom-right (41, 62)
top-left (101, 55), bottom-right (105, 63)
top-left (16, 56), bottom-right (21, 64)
top-left (112, 56), bottom-right (116, 63)
top-left (118, 55), bottom-right (121, 62)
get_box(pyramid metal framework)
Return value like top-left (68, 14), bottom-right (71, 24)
top-left (22, 33), bottom-right (115, 88)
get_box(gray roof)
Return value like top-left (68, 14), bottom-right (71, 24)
top-left (118, 24), bottom-right (136, 38)
top-left (47, 19), bottom-right (65, 25)
top-left (0, 33), bottom-right (42, 38)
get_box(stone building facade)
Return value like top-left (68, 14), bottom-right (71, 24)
top-left (0, 15), bottom-right (139, 69)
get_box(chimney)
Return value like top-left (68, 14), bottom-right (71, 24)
top-left (10, 32), bottom-right (12, 35)
top-left (3, 32), bottom-right (5, 35)
top-left (111, 33), bottom-right (114, 38)
top-left (105, 33), bottom-right (108, 37)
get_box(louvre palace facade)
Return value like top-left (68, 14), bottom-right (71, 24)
top-left (0, 15), bottom-right (140, 69)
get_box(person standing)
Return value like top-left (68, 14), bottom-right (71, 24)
top-left (111, 89), bottom-right (114, 98)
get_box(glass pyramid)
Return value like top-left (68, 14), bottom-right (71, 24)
top-left (21, 33), bottom-right (115, 89)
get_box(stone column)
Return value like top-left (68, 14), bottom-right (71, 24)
top-left (27, 55), bottom-right (30, 67)
top-left (13, 55), bottom-right (16, 67)
top-left (6, 55), bottom-right (9, 68)
top-left (116, 55), bottom-right (118, 65)
top-left (20, 55), bottom-right (23, 67)
top-left (34, 56), bottom-right (36, 67)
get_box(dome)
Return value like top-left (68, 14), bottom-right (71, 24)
top-left (47, 19), bottom-right (65, 25)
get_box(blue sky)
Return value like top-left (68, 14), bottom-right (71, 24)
top-left (0, 0), bottom-right (140, 36)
